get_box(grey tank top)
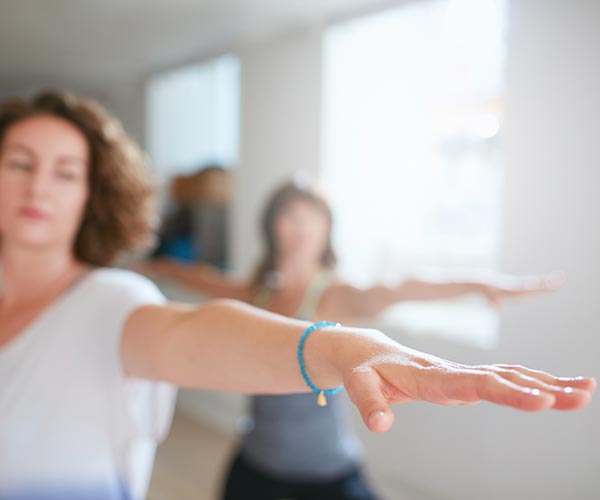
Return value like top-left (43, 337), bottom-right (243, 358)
top-left (240, 270), bottom-right (362, 481)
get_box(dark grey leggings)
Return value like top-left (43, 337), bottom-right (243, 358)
top-left (220, 451), bottom-right (382, 500)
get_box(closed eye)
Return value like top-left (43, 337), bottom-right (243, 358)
top-left (55, 169), bottom-right (79, 181)
top-left (7, 160), bottom-right (32, 171)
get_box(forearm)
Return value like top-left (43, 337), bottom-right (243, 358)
top-left (391, 278), bottom-right (484, 302)
top-left (350, 279), bottom-right (483, 318)
top-left (147, 260), bottom-right (249, 299)
top-left (154, 260), bottom-right (198, 284)
top-left (155, 298), bottom-right (377, 393)
top-left (123, 298), bottom-right (595, 428)
top-left (388, 271), bottom-right (561, 305)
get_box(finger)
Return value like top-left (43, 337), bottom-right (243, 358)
top-left (539, 271), bottom-right (565, 290)
top-left (487, 294), bottom-right (502, 308)
top-left (419, 367), bottom-right (556, 411)
top-left (345, 367), bottom-right (395, 433)
top-left (494, 365), bottom-right (597, 393)
top-left (512, 273), bottom-right (564, 295)
top-left (542, 271), bottom-right (566, 290)
top-left (481, 367), bottom-right (592, 410)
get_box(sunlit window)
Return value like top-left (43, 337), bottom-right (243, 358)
top-left (146, 55), bottom-right (240, 175)
top-left (322, 0), bottom-right (507, 348)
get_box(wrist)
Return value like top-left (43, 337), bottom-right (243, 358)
top-left (300, 324), bottom-right (344, 390)
top-left (305, 325), bottom-right (386, 388)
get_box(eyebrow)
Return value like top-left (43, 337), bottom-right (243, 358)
top-left (2, 143), bottom-right (35, 156)
top-left (2, 142), bottom-right (87, 167)
top-left (56, 155), bottom-right (87, 167)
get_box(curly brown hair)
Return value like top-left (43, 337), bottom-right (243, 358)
top-left (0, 90), bottom-right (156, 266)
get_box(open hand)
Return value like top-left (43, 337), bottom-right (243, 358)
top-left (336, 330), bottom-right (595, 433)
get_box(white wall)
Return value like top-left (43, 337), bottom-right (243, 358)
top-left (99, 78), bottom-right (148, 148)
top-left (230, 25), bottom-right (324, 277)
top-left (496, 0), bottom-right (599, 496)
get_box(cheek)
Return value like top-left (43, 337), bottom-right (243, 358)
top-left (57, 183), bottom-right (89, 232)
top-left (274, 220), bottom-right (293, 246)
top-left (0, 172), bottom-right (21, 226)
top-left (309, 221), bottom-right (331, 256)
top-left (309, 218), bottom-right (329, 241)
top-left (0, 168), bottom-right (21, 198)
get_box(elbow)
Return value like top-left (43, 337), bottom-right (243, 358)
top-left (195, 297), bottom-right (258, 320)
top-left (198, 297), bottom-right (242, 314)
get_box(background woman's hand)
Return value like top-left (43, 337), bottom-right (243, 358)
top-left (479, 272), bottom-right (564, 306)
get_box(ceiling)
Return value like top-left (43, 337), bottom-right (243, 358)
top-left (0, 0), bottom-right (400, 93)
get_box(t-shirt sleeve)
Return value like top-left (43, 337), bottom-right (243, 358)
top-left (99, 269), bottom-right (177, 444)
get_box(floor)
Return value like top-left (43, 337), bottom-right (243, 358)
top-left (147, 410), bottom-right (238, 500)
top-left (146, 408), bottom-right (407, 500)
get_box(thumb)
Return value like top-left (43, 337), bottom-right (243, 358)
top-left (345, 367), bottom-right (395, 433)
top-left (488, 294), bottom-right (502, 308)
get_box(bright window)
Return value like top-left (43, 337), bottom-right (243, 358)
top-left (322, 0), bottom-right (507, 348)
top-left (146, 55), bottom-right (240, 175)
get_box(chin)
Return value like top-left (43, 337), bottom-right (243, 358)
top-left (6, 228), bottom-right (62, 250)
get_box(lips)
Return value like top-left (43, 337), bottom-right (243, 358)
top-left (20, 206), bottom-right (47, 220)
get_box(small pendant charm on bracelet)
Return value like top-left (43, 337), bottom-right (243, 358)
top-left (317, 390), bottom-right (327, 407)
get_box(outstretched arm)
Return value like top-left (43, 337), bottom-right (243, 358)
top-left (121, 297), bottom-right (595, 433)
top-left (133, 258), bottom-right (253, 301)
top-left (321, 272), bottom-right (564, 320)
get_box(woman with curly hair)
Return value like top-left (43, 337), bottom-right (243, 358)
top-left (0, 90), bottom-right (595, 500)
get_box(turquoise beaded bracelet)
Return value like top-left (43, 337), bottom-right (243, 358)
top-left (297, 320), bottom-right (344, 406)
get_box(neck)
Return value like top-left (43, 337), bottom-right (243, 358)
top-left (275, 254), bottom-right (321, 289)
top-left (0, 242), bottom-right (85, 307)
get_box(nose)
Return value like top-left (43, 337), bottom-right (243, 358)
top-left (24, 165), bottom-right (51, 200)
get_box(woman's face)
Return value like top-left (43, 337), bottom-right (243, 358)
top-left (273, 198), bottom-right (330, 265)
top-left (0, 114), bottom-right (90, 253)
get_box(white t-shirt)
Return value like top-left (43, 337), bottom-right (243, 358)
top-left (0, 268), bottom-right (177, 500)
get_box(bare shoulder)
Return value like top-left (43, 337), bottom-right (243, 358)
top-left (90, 267), bottom-right (161, 293)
